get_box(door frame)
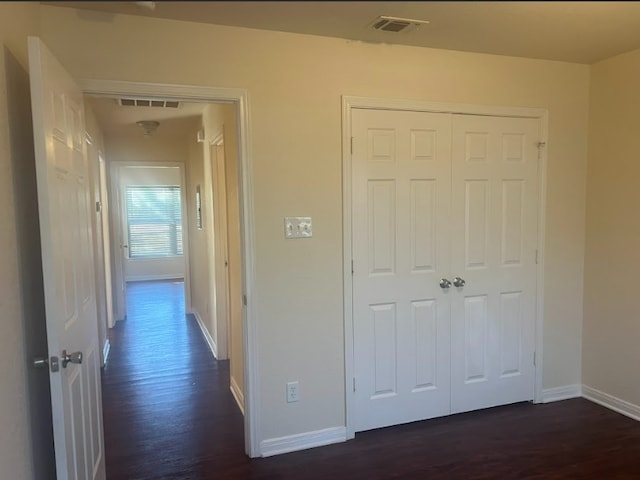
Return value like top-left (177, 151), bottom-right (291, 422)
top-left (98, 152), bottom-right (115, 330)
top-left (107, 161), bottom-right (127, 322)
top-left (207, 132), bottom-right (232, 360)
top-left (80, 79), bottom-right (260, 457)
top-left (342, 95), bottom-right (549, 440)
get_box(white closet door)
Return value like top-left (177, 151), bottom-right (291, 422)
top-left (351, 109), bottom-right (452, 432)
top-left (449, 114), bottom-right (539, 414)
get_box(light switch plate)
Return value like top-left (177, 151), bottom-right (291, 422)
top-left (284, 217), bottom-right (312, 238)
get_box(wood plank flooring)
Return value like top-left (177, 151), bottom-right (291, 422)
top-left (102, 280), bottom-right (640, 479)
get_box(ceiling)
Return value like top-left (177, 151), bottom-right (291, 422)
top-left (46, 1), bottom-right (640, 64)
top-left (87, 96), bottom-right (205, 137)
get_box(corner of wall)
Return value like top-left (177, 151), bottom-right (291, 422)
top-left (582, 385), bottom-right (640, 422)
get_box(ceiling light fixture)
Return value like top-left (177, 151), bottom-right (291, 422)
top-left (370, 15), bottom-right (430, 33)
top-left (136, 120), bottom-right (160, 136)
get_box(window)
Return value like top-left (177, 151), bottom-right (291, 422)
top-left (125, 185), bottom-right (183, 258)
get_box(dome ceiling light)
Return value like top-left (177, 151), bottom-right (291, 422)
top-left (136, 120), bottom-right (160, 136)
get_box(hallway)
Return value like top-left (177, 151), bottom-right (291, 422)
top-left (101, 280), bottom-right (245, 479)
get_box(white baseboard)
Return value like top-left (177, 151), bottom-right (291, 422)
top-left (582, 385), bottom-right (640, 422)
top-left (230, 375), bottom-right (245, 415)
top-left (260, 427), bottom-right (347, 458)
top-left (541, 384), bottom-right (582, 403)
top-left (102, 339), bottom-right (111, 367)
top-left (192, 310), bottom-right (218, 359)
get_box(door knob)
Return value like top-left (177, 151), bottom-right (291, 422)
top-left (453, 277), bottom-right (466, 287)
top-left (61, 350), bottom-right (83, 368)
top-left (439, 278), bottom-right (452, 289)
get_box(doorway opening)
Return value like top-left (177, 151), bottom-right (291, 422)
top-left (108, 162), bottom-right (188, 322)
top-left (80, 80), bottom-right (258, 458)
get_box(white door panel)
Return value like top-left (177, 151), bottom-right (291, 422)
top-left (352, 109), bottom-right (452, 432)
top-left (450, 114), bottom-right (539, 414)
top-left (352, 108), bottom-right (539, 432)
top-left (29, 36), bottom-right (105, 480)
top-left (110, 164), bottom-right (127, 321)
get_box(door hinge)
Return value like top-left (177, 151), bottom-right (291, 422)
top-left (350, 137), bottom-right (354, 155)
top-left (537, 141), bottom-right (546, 160)
top-left (353, 377), bottom-right (356, 392)
top-left (535, 249), bottom-right (539, 264)
top-left (533, 352), bottom-right (536, 366)
top-left (351, 260), bottom-right (354, 275)
top-left (242, 294), bottom-right (247, 306)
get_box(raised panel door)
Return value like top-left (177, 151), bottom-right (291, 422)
top-left (352, 109), bottom-right (452, 432)
top-left (29, 36), bottom-right (105, 480)
top-left (450, 114), bottom-right (539, 414)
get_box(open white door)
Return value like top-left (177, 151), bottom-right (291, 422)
top-left (29, 37), bottom-right (106, 480)
top-left (109, 163), bottom-right (127, 321)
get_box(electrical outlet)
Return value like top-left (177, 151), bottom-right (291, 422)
top-left (286, 381), bottom-right (300, 403)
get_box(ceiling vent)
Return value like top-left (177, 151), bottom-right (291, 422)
top-left (118, 98), bottom-right (180, 108)
top-left (370, 15), bottom-right (430, 33)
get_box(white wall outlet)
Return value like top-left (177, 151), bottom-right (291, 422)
top-left (284, 217), bottom-right (312, 238)
top-left (286, 381), bottom-right (300, 403)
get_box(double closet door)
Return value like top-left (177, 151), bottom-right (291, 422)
top-left (351, 108), bottom-right (540, 432)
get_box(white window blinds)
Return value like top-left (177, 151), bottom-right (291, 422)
top-left (125, 185), bottom-right (183, 258)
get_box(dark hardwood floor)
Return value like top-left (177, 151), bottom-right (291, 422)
top-left (102, 280), bottom-right (640, 479)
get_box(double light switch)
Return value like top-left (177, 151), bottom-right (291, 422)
top-left (284, 217), bottom-right (312, 238)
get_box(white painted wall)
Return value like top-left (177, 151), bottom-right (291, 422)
top-left (583, 48), bottom-right (640, 409)
top-left (185, 125), bottom-right (216, 351)
top-left (202, 104), bottom-right (244, 405)
top-left (222, 108), bottom-right (244, 408)
top-left (115, 164), bottom-right (185, 281)
top-left (85, 104), bottom-right (112, 364)
top-left (105, 131), bottom-right (190, 165)
top-left (39, 5), bottom-right (590, 444)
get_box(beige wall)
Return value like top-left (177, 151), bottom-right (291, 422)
top-left (39, 5), bottom-right (591, 442)
top-left (105, 131), bottom-right (190, 164)
top-left (202, 108), bottom-right (222, 355)
top-left (0, 3), bottom-right (56, 479)
top-left (85, 104), bottom-right (110, 363)
top-left (583, 49), bottom-right (640, 406)
top-left (203, 103), bottom-right (244, 404)
top-left (185, 126), bottom-right (216, 346)
top-left (188, 104), bottom-right (244, 410)
top-left (222, 106), bottom-right (244, 406)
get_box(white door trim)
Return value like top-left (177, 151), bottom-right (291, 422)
top-left (342, 95), bottom-right (548, 439)
top-left (108, 162), bottom-right (127, 322)
top-left (80, 79), bottom-right (260, 458)
top-left (206, 133), bottom-right (231, 360)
